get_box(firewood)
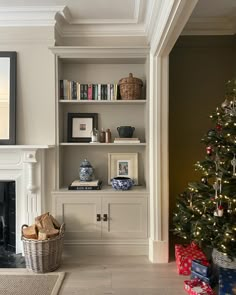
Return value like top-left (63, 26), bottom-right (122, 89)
top-left (45, 228), bottom-right (59, 238)
top-left (41, 215), bottom-right (55, 230)
top-left (49, 214), bottom-right (61, 229)
top-left (35, 212), bottom-right (49, 230)
top-left (38, 229), bottom-right (48, 241)
top-left (23, 224), bottom-right (38, 239)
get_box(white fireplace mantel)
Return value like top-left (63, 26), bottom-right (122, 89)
top-left (0, 145), bottom-right (54, 253)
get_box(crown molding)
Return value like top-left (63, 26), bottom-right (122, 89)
top-left (56, 22), bottom-right (146, 37)
top-left (147, 0), bottom-right (198, 56)
top-left (60, 0), bottom-right (142, 25)
top-left (145, 0), bottom-right (162, 42)
top-left (49, 46), bottom-right (149, 60)
top-left (182, 17), bottom-right (235, 35)
top-left (0, 6), bottom-right (65, 27)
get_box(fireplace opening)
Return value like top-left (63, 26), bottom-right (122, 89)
top-left (0, 181), bottom-right (16, 252)
top-left (0, 181), bottom-right (25, 267)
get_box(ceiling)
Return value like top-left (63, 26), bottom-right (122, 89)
top-left (0, 0), bottom-right (235, 36)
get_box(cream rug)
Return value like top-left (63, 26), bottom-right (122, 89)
top-left (0, 271), bottom-right (65, 295)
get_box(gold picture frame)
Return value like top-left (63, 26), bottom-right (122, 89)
top-left (108, 153), bottom-right (138, 185)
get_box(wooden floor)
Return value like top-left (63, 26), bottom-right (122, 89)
top-left (57, 256), bottom-right (187, 295)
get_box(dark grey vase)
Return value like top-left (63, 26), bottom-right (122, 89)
top-left (117, 126), bottom-right (135, 138)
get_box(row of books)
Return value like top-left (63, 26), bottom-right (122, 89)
top-left (59, 80), bottom-right (121, 101)
top-left (68, 179), bottom-right (102, 190)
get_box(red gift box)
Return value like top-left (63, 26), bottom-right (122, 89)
top-left (175, 243), bottom-right (207, 275)
top-left (184, 278), bottom-right (216, 295)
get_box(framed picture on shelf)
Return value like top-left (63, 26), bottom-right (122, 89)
top-left (108, 153), bottom-right (138, 185)
top-left (68, 113), bottom-right (98, 142)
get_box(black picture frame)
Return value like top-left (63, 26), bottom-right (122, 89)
top-left (68, 113), bottom-right (98, 142)
top-left (0, 52), bottom-right (16, 145)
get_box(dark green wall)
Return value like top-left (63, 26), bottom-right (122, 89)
top-left (169, 35), bottom-right (236, 252)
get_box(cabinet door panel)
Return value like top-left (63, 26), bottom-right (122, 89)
top-left (55, 196), bottom-right (102, 240)
top-left (102, 197), bottom-right (147, 239)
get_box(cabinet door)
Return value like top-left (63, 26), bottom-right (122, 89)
top-left (55, 196), bottom-right (102, 240)
top-left (102, 197), bottom-right (147, 239)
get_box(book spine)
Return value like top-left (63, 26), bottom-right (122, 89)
top-left (107, 84), bottom-right (110, 100)
top-left (72, 81), bottom-right (77, 100)
top-left (68, 185), bottom-right (101, 190)
top-left (97, 84), bottom-right (101, 100)
top-left (88, 84), bottom-right (93, 100)
top-left (59, 80), bottom-right (64, 99)
top-left (84, 84), bottom-right (88, 100)
top-left (76, 82), bottom-right (80, 100)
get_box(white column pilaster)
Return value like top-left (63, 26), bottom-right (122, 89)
top-left (149, 54), bottom-right (169, 263)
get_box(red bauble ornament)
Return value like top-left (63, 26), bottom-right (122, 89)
top-left (216, 124), bottom-right (222, 132)
top-left (206, 146), bottom-right (213, 155)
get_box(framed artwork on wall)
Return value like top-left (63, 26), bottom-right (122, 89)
top-left (0, 52), bottom-right (16, 145)
top-left (108, 152), bottom-right (138, 185)
top-left (67, 113), bottom-right (98, 142)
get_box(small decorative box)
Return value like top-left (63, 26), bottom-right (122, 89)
top-left (175, 243), bottom-right (207, 275)
top-left (191, 259), bottom-right (211, 277)
top-left (184, 278), bottom-right (216, 295)
top-left (219, 267), bottom-right (236, 295)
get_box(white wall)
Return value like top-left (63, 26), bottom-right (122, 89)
top-left (0, 27), bottom-right (55, 145)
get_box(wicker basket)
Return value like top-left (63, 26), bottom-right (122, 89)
top-left (119, 73), bottom-right (143, 100)
top-left (212, 248), bottom-right (236, 269)
top-left (21, 223), bottom-right (65, 273)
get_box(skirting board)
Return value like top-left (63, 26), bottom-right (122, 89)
top-left (148, 238), bottom-right (169, 263)
top-left (63, 243), bottom-right (148, 257)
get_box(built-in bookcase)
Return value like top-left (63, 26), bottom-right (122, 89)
top-left (50, 47), bottom-right (150, 254)
top-left (50, 47), bottom-right (150, 190)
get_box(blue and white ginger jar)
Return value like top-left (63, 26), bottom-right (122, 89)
top-left (79, 159), bottom-right (94, 181)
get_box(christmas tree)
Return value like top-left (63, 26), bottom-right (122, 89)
top-left (173, 78), bottom-right (236, 258)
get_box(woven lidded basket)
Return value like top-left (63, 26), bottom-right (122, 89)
top-left (119, 73), bottom-right (143, 100)
top-left (21, 223), bottom-right (65, 273)
top-left (212, 248), bottom-right (236, 269)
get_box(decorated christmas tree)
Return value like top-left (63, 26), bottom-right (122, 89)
top-left (173, 78), bottom-right (236, 258)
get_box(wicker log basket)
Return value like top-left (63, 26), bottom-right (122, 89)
top-left (21, 223), bottom-right (65, 273)
top-left (119, 73), bottom-right (143, 100)
top-left (212, 248), bottom-right (236, 269)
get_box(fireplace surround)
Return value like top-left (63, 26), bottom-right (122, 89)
top-left (0, 145), bottom-right (52, 253)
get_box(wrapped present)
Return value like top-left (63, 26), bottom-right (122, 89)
top-left (184, 278), bottom-right (216, 295)
top-left (191, 259), bottom-right (211, 277)
top-left (190, 270), bottom-right (215, 287)
top-left (219, 267), bottom-right (236, 295)
top-left (175, 242), bottom-right (207, 275)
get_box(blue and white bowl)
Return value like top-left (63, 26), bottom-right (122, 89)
top-left (111, 177), bottom-right (134, 190)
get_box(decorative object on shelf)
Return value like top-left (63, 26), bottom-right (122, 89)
top-left (114, 137), bottom-right (140, 143)
top-left (0, 52), bottom-right (16, 145)
top-left (118, 73), bottom-right (143, 100)
top-left (105, 128), bottom-right (112, 143)
top-left (111, 177), bottom-right (134, 190)
top-left (79, 159), bottom-right (94, 181)
top-left (108, 152), bottom-right (138, 185)
top-left (67, 113), bottom-right (98, 142)
top-left (99, 128), bottom-right (105, 143)
top-left (117, 126), bottom-right (135, 138)
top-left (68, 179), bottom-right (102, 190)
top-left (90, 128), bottom-right (99, 143)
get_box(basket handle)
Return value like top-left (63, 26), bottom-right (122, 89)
top-left (21, 224), bottom-right (28, 239)
top-left (59, 223), bottom-right (65, 236)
